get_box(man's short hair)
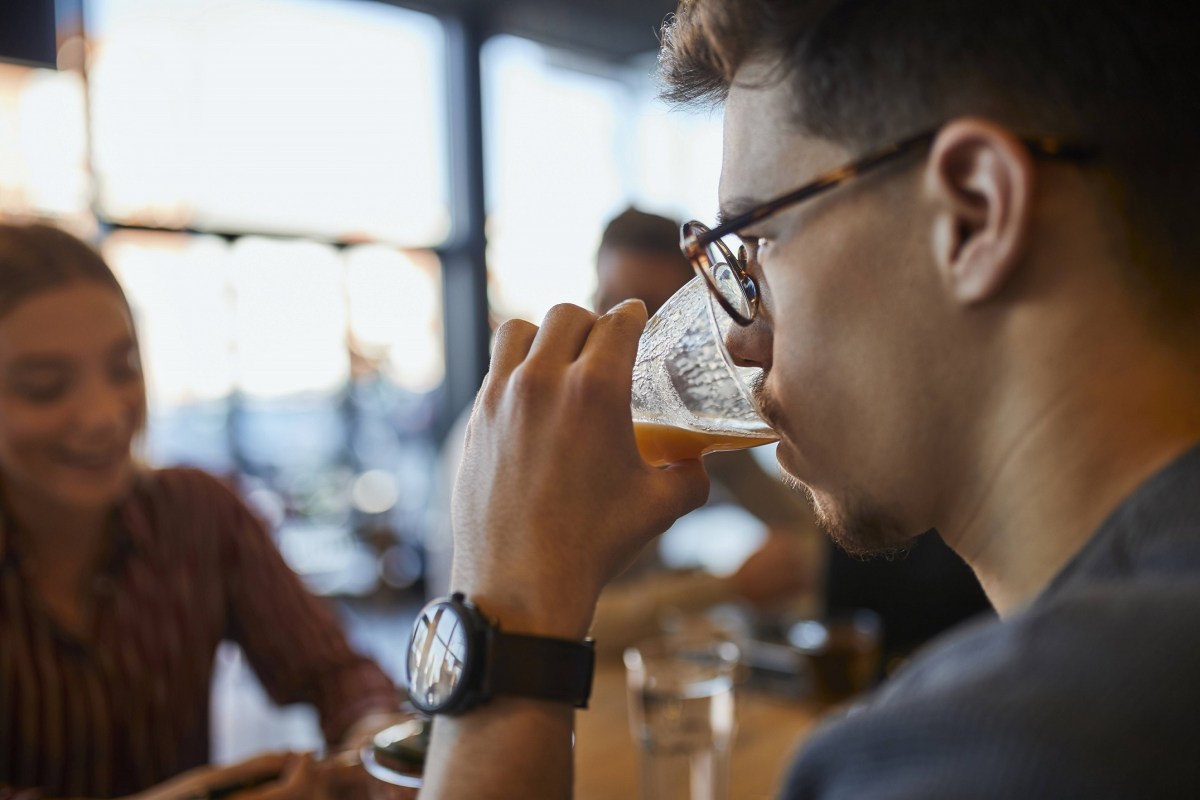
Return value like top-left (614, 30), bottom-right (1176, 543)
top-left (599, 208), bottom-right (690, 267)
top-left (659, 0), bottom-right (1200, 330)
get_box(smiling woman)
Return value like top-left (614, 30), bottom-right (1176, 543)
top-left (0, 283), bottom-right (143, 503)
top-left (0, 223), bottom-right (404, 800)
top-left (0, 233), bottom-right (145, 516)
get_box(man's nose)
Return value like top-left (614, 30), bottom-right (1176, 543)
top-left (724, 312), bottom-right (773, 372)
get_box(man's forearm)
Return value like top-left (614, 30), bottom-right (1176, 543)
top-left (425, 301), bottom-right (708, 798)
top-left (421, 699), bottom-right (575, 799)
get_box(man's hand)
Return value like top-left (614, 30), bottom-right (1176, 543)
top-left (451, 300), bottom-right (711, 639)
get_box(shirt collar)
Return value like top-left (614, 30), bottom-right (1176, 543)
top-left (1038, 440), bottom-right (1200, 602)
top-left (0, 470), bottom-right (154, 568)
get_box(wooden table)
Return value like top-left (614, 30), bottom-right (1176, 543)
top-left (574, 659), bottom-right (823, 800)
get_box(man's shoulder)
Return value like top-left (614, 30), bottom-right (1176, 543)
top-left (782, 577), bottom-right (1200, 798)
top-left (888, 575), bottom-right (1200, 697)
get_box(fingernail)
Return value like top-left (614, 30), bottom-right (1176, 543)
top-left (613, 298), bottom-right (646, 313)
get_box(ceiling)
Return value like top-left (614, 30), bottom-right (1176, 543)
top-left (4, 1), bottom-right (681, 69)
top-left (380, 0), bottom-right (681, 63)
top-left (490, 0), bottom-right (680, 62)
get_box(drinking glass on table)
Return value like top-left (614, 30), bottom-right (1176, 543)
top-left (624, 633), bottom-right (741, 800)
top-left (359, 717), bottom-right (426, 798)
top-left (630, 275), bottom-right (776, 466)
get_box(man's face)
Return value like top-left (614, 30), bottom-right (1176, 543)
top-left (721, 63), bottom-right (958, 555)
top-left (594, 246), bottom-right (692, 316)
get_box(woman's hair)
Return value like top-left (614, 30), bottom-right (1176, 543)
top-left (0, 222), bottom-right (130, 319)
top-left (0, 222), bottom-right (147, 436)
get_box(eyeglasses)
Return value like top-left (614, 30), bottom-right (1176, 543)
top-left (680, 128), bottom-right (1098, 326)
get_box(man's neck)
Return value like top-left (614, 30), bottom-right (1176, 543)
top-left (945, 332), bottom-right (1200, 616)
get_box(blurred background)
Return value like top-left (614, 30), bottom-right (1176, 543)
top-left (2, 0), bottom-right (723, 758)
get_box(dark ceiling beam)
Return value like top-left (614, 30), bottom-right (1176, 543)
top-left (489, 0), bottom-right (675, 63)
top-left (366, 0), bottom-right (677, 64)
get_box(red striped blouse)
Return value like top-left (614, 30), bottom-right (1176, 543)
top-left (0, 468), bottom-right (400, 799)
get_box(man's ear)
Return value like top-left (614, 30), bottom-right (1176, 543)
top-left (925, 118), bottom-right (1035, 305)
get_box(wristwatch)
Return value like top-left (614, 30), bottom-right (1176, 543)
top-left (406, 592), bottom-right (596, 715)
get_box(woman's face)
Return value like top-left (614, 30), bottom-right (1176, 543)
top-left (0, 281), bottom-right (145, 513)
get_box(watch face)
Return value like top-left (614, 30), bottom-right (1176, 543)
top-left (407, 599), bottom-right (472, 712)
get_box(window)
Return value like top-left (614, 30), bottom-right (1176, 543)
top-left (482, 36), bottom-right (722, 323)
top-left (86, 0), bottom-right (449, 245)
top-left (0, 61), bottom-right (93, 227)
top-left (81, 0), bottom-right (452, 602)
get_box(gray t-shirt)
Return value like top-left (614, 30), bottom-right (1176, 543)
top-left (783, 443), bottom-right (1200, 798)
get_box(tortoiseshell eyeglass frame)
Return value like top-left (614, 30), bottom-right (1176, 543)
top-left (681, 129), bottom-right (1099, 326)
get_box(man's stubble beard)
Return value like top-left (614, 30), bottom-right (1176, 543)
top-left (781, 468), bottom-right (915, 559)
top-left (757, 382), bottom-right (916, 559)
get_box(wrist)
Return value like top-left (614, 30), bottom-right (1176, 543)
top-left (407, 593), bottom-right (596, 716)
top-left (452, 583), bottom-right (597, 642)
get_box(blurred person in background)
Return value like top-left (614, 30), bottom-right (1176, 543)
top-left (0, 222), bottom-right (402, 800)
top-left (590, 208), bottom-right (990, 661)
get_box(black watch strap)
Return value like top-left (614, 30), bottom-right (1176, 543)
top-left (491, 632), bottom-right (596, 708)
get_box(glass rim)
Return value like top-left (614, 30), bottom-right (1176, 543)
top-left (701, 279), bottom-right (767, 422)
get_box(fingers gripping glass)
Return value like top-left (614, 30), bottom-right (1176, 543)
top-left (681, 129), bottom-right (1098, 326)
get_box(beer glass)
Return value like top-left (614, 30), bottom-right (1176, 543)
top-left (630, 276), bottom-right (776, 466)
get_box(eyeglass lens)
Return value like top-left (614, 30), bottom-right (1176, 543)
top-left (701, 233), bottom-right (755, 323)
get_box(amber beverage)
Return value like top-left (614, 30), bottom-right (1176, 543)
top-left (634, 419), bottom-right (778, 467)
top-left (787, 612), bottom-right (883, 705)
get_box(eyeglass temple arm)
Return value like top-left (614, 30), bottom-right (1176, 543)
top-left (694, 130), bottom-right (1097, 247)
